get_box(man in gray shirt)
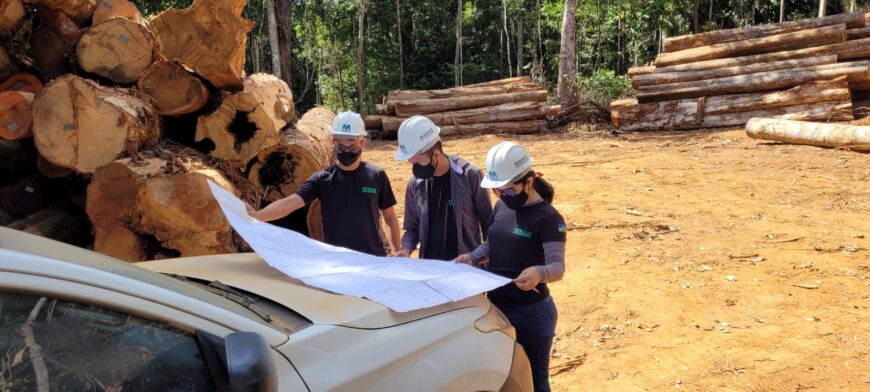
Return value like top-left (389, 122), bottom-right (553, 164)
top-left (391, 115), bottom-right (493, 260)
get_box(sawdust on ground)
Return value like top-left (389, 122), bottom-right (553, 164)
top-left (365, 126), bottom-right (869, 392)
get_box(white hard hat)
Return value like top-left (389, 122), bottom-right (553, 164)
top-left (480, 141), bottom-right (533, 189)
top-left (332, 111), bottom-right (367, 139)
top-left (395, 115), bottom-right (441, 160)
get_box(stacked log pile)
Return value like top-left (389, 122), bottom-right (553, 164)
top-left (366, 76), bottom-right (561, 138)
top-left (0, 0), bottom-right (334, 262)
top-left (613, 12), bottom-right (870, 132)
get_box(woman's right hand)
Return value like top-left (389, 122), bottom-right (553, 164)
top-left (454, 254), bottom-right (472, 265)
top-left (246, 204), bottom-right (259, 220)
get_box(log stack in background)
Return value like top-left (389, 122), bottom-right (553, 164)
top-left (366, 76), bottom-right (561, 138)
top-left (0, 0), bottom-right (332, 262)
top-left (613, 12), bottom-right (870, 132)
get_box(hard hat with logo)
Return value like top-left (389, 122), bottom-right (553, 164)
top-left (480, 141), bottom-right (533, 189)
top-left (332, 111), bottom-right (367, 139)
top-left (395, 115), bottom-right (441, 160)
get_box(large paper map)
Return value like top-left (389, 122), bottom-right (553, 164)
top-left (208, 181), bottom-right (510, 312)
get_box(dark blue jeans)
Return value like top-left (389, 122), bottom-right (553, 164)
top-left (493, 296), bottom-right (558, 392)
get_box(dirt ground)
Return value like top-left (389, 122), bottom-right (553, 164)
top-left (365, 126), bottom-right (869, 392)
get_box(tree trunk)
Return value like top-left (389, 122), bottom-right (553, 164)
top-left (746, 117), bottom-right (869, 151)
top-left (92, 0), bottom-right (144, 25)
top-left (0, 0), bottom-right (24, 33)
top-left (195, 73), bottom-right (293, 164)
top-left (655, 24), bottom-right (846, 67)
top-left (0, 74), bottom-right (44, 94)
top-left (393, 90), bottom-right (547, 116)
top-left (275, 0), bottom-right (293, 88)
top-left (8, 202), bottom-right (90, 246)
top-left (534, 0), bottom-right (541, 76)
top-left (396, 0), bottom-right (404, 88)
top-left (847, 25), bottom-right (870, 40)
top-left (386, 82), bottom-right (540, 112)
top-left (632, 55), bottom-right (837, 88)
top-left (381, 101), bottom-right (552, 133)
top-left (137, 60), bottom-right (209, 117)
top-left (692, 0), bottom-right (700, 34)
top-left (150, 0), bottom-right (255, 91)
top-left (557, 0), bottom-right (577, 107)
top-left (663, 12), bottom-right (864, 53)
top-left (612, 78), bottom-right (853, 132)
top-left (30, 0), bottom-right (97, 26)
top-left (454, 0), bottom-right (462, 86)
top-left (0, 91), bottom-right (34, 140)
top-left (516, 0), bottom-right (524, 76)
top-left (76, 17), bottom-right (156, 84)
top-left (247, 107), bottom-right (334, 241)
top-left (438, 120), bottom-right (547, 136)
top-left (32, 75), bottom-right (161, 173)
top-left (265, 0), bottom-right (281, 77)
top-left (637, 61), bottom-right (869, 103)
top-left (780, 0), bottom-right (785, 23)
top-left (818, 0), bottom-right (827, 18)
top-left (357, 0), bottom-right (366, 113)
top-left (503, 0), bottom-right (512, 77)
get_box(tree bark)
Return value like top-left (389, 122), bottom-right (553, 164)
top-left (138, 60), bottom-right (209, 117)
top-left (381, 101), bottom-right (552, 133)
top-left (557, 0), bottom-right (577, 107)
top-left (28, 6), bottom-right (82, 80)
top-left (455, 0), bottom-right (462, 86)
top-left (847, 24), bottom-right (870, 40)
top-left (396, 0), bottom-right (404, 88)
top-left (275, 0), bottom-right (293, 88)
top-left (464, 76), bottom-right (530, 88)
top-left (746, 117), bottom-right (870, 151)
top-left (92, 0), bottom-right (144, 25)
top-left (0, 45), bottom-right (18, 82)
top-left (76, 17), bottom-right (156, 84)
top-left (386, 82), bottom-right (540, 112)
top-left (818, 0), bottom-right (827, 18)
top-left (357, 0), bottom-right (366, 113)
top-left (516, 0), bottom-right (524, 76)
top-left (692, 0), bottom-right (700, 34)
top-left (150, 0), bottom-right (255, 91)
top-left (195, 73), bottom-right (293, 164)
top-left (780, 0), bottom-right (785, 23)
top-left (637, 61), bottom-right (869, 103)
top-left (393, 90), bottom-right (547, 116)
top-left (632, 55), bottom-right (837, 88)
top-left (0, 0), bottom-right (24, 33)
top-left (32, 75), bottom-right (161, 173)
top-left (663, 11), bottom-right (864, 53)
top-left (0, 91), bottom-right (34, 140)
top-left (265, 0), bottom-right (281, 77)
top-left (655, 24), bottom-right (846, 67)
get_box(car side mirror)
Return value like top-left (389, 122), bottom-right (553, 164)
top-left (225, 332), bottom-right (278, 392)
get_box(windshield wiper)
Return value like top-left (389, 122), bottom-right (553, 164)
top-left (167, 274), bottom-right (273, 323)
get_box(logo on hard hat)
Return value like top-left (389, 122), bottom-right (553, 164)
top-left (419, 128), bottom-right (434, 141)
top-left (514, 156), bottom-right (530, 168)
top-left (487, 170), bottom-right (499, 180)
top-left (400, 145), bottom-right (407, 153)
top-left (342, 123), bottom-right (351, 132)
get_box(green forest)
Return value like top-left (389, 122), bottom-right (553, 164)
top-left (131, 0), bottom-right (870, 114)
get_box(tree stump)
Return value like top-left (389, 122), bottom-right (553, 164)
top-left (0, 91), bottom-right (34, 140)
top-left (150, 0), bottom-right (254, 90)
top-left (32, 75), bottom-right (160, 173)
top-left (77, 17), bottom-right (156, 84)
top-left (137, 61), bottom-right (209, 116)
top-left (195, 74), bottom-right (293, 164)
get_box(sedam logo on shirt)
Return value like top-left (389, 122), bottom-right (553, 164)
top-left (361, 186), bottom-right (377, 194)
top-left (512, 227), bottom-right (533, 239)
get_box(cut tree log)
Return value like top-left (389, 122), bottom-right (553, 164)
top-left (77, 17), bottom-right (156, 84)
top-left (0, 91), bottom-right (34, 140)
top-left (27, 7), bottom-right (81, 80)
top-left (32, 75), bottom-right (161, 173)
top-left (847, 25), bottom-right (870, 40)
top-left (150, 0), bottom-right (255, 90)
top-left (463, 76), bottom-right (531, 88)
top-left (437, 120), bottom-right (548, 136)
top-left (635, 61), bottom-right (870, 103)
top-left (386, 83), bottom-right (541, 113)
top-left (195, 73), bottom-right (293, 164)
top-left (663, 12), bottom-right (865, 52)
top-left (654, 24), bottom-right (847, 67)
top-left (627, 66), bottom-right (655, 78)
top-left (35, 154), bottom-right (74, 178)
top-left (29, 0), bottom-right (98, 26)
top-left (0, 43), bottom-right (19, 82)
top-left (92, 0), bottom-right (145, 25)
top-left (0, 74), bottom-right (44, 94)
top-left (746, 118), bottom-right (870, 151)
top-left (0, 176), bottom-right (45, 219)
top-left (632, 55), bottom-right (838, 88)
top-left (248, 107), bottom-right (334, 241)
top-left (393, 90), bottom-right (548, 116)
top-left (0, 0), bottom-right (24, 33)
top-left (8, 202), bottom-right (90, 246)
top-left (137, 61), bottom-right (209, 116)
top-left (88, 145), bottom-right (244, 262)
top-left (0, 138), bottom-right (36, 177)
top-left (381, 101), bottom-right (553, 133)
top-left (612, 79), bottom-right (854, 132)
top-left (364, 115), bottom-right (384, 130)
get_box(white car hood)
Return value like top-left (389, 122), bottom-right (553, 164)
top-left (138, 253), bottom-right (491, 329)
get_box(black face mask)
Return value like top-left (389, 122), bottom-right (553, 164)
top-left (336, 150), bottom-right (361, 166)
top-left (499, 189), bottom-right (529, 209)
top-left (411, 151), bottom-right (438, 179)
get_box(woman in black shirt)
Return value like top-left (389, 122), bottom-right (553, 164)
top-left (456, 141), bottom-right (566, 392)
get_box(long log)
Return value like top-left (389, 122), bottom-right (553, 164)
top-left (77, 17), bottom-right (156, 84)
top-left (381, 101), bottom-right (552, 133)
top-left (632, 56), bottom-right (837, 88)
top-left (438, 120), bottom-right (548, 136)
top-left (0, 74), bottom-right (44, 94)
top-left (92, 0), bottom-right (145, 25)
top-left (8, 202), bottom-right (90, 246)
top-left (150, 0), bottom-right (254, 91)
top-left (29, 0), bottom-right (98, 26)
top-left (88, 145), bottom-right (244, 262)
top-left (627, 66), bottom-right (655, 78)
top-left (0, 91), bottom-right (34, 140)
top-left (635, 61), bottom-right (870, 103)
top-left (393, 90), bottom-right (548, 116)
top-left (654, 24), bottom-right (846, 67)
top-left (663, 12), bottom-right (865, 53)
top-left (195, 74), bottom-right (292, 164)
top-left (746, 118), bottom-right (870, 151)
top-left (0, 45), bottom-right (18, 82)
top-left (463, 76), bottom-right (531, 88)
top-left (847, 25), bottom-right (870, 40)
top-left (32, 75), bottom-right (161, 173)
top-left (0, 0), bottom-right (24, 33)
top-left (364, 115), bottom-right (385, 130)
top-left (138, 61), bottom-right (209, 116)
top-left (385, 84), bottom-right (542, 113)
top-left (248, 107), bottom-right (334, 241)
top-left (703, 78), bottom-right (851, 114)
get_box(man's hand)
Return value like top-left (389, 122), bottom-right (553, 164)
top-left (390, 249), bottom-right (411, 257)
top-left (454, 254), bottom-right (473, 265)
top-left (513, 267), bottom-right (542, 292)
top-left (246, 204), bottom-right (259, 220)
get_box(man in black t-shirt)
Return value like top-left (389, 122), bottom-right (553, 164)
top-left (247, 112), bottom-right (401, 256)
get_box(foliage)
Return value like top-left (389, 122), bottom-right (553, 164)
top-left (576, 69), bottom-right (632, 103)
